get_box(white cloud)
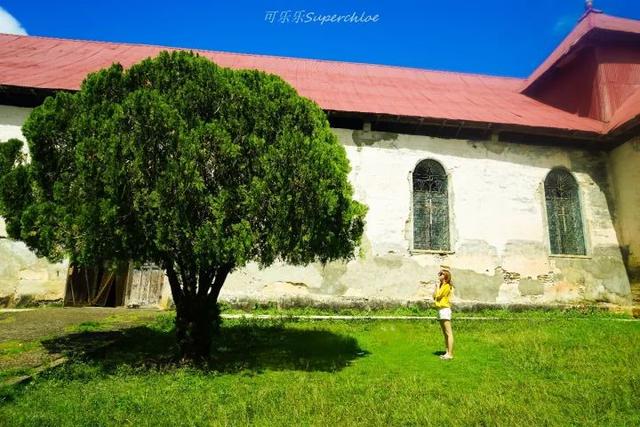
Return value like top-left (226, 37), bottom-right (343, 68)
top-left (0, 7), bottom-right (27, 35)
top-left (553, 17), bottom-right (572, 34)
top-left (553, 13), bottom-right (581, 35)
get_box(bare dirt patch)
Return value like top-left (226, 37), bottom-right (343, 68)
top-left (0, 308), bottom-right (159, 342)
top-left (0, 308), bottom-right (163, 381)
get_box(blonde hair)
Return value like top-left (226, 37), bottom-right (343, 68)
top-left (439, 269), bottom-right (453, 286)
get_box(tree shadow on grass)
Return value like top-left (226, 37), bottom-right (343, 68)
top-left (40, 322), bottom-right (368, 375)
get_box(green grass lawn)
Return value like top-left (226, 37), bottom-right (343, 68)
top-left (1, 312), bottom-right (639, 426)
top-left (219, 301), bottom-right (633, 319)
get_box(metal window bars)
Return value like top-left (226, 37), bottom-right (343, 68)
top-left (544, 169), bottom-right (586, 255)
top-left (413, 160), bottom-right (450, 251)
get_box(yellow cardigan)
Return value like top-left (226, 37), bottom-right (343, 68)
top-left (434, 283), bottom-right (452, 309)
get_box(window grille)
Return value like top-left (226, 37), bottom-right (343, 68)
top-left (544, 168), bottom-right (586, 255)
top-left (413, 159), bottom-right (449, 251)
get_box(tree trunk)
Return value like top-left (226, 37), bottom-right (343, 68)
top-left (164, 261), bottom-right (231, 362)
top-left (175, 296), bottom-right (220, 362)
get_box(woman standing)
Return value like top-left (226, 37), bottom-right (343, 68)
top-left (434, 268), bottom-right (454, 360)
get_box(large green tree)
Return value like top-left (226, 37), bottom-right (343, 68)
top-left (0, 51), bottom-right (366, 360)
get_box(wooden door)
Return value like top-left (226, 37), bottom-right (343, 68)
top-left (124, 263), bottom-right (165, 307)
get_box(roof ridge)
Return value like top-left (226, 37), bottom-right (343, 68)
top-left (594, 12), bottom-right (640, 27)
top-left (0, 33), bottom-right (525, 82)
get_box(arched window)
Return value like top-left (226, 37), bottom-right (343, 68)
top-left (544, 168), bottom-right (586, 255)
top-left (413, 159), bottom-right (449, 251)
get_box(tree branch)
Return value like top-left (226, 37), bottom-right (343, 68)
top-left (197, 266), bottom-right (213, 297)
top-left (163, 258), bottom-right (183, 307)
top-left (207, 263), bottom-right (232, 303)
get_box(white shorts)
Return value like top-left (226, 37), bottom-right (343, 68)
top-left (438, 308), bottom-right (452, 320)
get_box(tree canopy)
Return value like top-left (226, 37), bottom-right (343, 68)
top-left (0, 51), bottom-right (366, 359)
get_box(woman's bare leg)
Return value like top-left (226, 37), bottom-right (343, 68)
top-left (443, 320), bottom-right (454, 357)
top-left (439, 320), bottom-right (447, 354)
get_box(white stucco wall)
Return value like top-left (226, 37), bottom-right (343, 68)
top-left (608, 136), bottom-right (640, 280)
top-left (0, 105), bottom-right (69, 305)
top-left (222, 128), bottom-right (630, 305)
top-left (0, 105), bottom-right (632, 306)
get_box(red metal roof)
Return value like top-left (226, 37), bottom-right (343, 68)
top-left (607, 89), bottom-right (640, 133)
top-left (2, 18), bottom-right (639, 137)
top-left (522, 11), bottom-right (640, 92)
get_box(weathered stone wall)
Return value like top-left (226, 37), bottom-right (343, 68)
top-left (608, 136), bottom-right (640, 281)
top-left (0, 106), bottom-right (68, 306)
top-left (221, 128), bottom-right (631, 306)
top-left (0, 107), bottom-right (632, 306)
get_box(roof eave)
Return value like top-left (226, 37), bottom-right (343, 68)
top-left (0, 84), bottom-right (66, 108)
top-left (327, 110), bottom-right (607, 143)
top-left (1, 84), bottom-right (607, 143)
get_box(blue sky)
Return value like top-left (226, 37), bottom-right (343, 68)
top-left (1, 1), bottom-right (639, 78)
